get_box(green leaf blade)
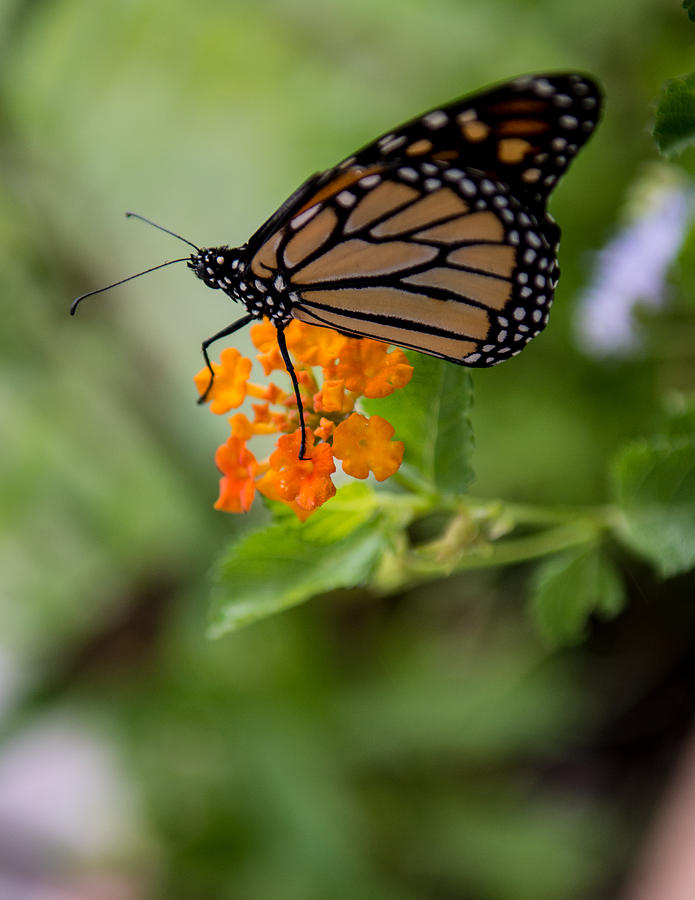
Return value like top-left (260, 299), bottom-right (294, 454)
top-left (612, 436), bottom-right (695, 577)
top-left (529, 547), bottom-right (626, 648)
top-left (653, 73), bottom-right (695, 156)
top-left (208, 484), bottom-right (388, 636)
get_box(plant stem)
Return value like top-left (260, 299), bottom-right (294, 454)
top-left (380, 518), bottom-right (603, 595)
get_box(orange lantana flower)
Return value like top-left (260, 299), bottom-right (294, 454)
top-left (330, 341), bottom-right (413, 398)
top-left (314, 379), bottom-right (353, 414)
top-left (314, 417), bottom-right (335, 442)
top-left (254, 471), bottom-right (314, 522)
top-left (196, 319), bottom-right (413, 518)
top-left (261, 432), bottom-right (336, 511)
top-left (249, 320), bottom-right (278, 353)
top-left (332, 413), bottom-right (404, 481)
top-left (194, 347), bottom-right (252, 414)
top-left (285, 319), bottom-right (346, 367)
top-left (214, 436), bottom-right (259, 513)
top-left (228, 412), bottom-right (254, 440)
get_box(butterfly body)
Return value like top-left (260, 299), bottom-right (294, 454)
top-left (190, 245), bottom-right (293, 325)
top-left (190, 73), bottom-right (600, 376)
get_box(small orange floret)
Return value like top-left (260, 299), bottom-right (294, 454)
top-left (194, 347), bottom-right (252, 414)
top-left (228, 413), bottom-right (255, 440)
top-left (263, 382), bottom-right (288, 405)
top-left (255, 471), bottom-right (314, 522)
top-left (214, 436), bottom-right (259, 513)
top-left (265, 431), bottom-right (336, 512)
top-left (271, 411), bottom-right (291, 432)
top-left (314, 417), bottom-right (335, 441)
top-left (250, 320), bottom-right (278, 352)
top-left (315, 379), bottom-right (348, 413)
top-left (332, 341), bottom-right (413, 398)
top-left (245, 381), bottom-right (289, 405)
top-left (252, 402), bottom-right (272, 424)
top-left (257, 345), bottom-right (286, 376)
top-left (286, 320), bottom-right (347, 367)
top-left (296, 369), bottom-right (317, 392)
top-left (332, 413), bottom-right (404, 481)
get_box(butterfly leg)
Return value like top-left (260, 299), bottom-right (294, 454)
top-left (198, 314), bottom-right (255, 404)
top-left (276, 325), bottom-right (309, 460)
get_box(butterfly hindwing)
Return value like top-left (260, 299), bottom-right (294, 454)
top-left (250, 162), bottom-right (557, 366)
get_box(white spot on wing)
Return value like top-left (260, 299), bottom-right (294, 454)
top-left (381, 134), bottom-right (407, 153)
top-left (559, 115), bottom-right (579, 129)
top-left (532, 78), bottom-right (554, 97)
top-left (423, 110), bottom-right (448, 129)
top-left (291, 205), bottom-right (320, 229)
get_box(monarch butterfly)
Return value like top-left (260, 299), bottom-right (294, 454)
top-left (72, 73), bottom-right (601, 458)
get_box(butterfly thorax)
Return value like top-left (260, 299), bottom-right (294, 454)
top-left (189, 245), bottom-right (293, 325)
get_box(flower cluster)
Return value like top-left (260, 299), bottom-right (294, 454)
top-left (194, 319), bottom-right (413, 519)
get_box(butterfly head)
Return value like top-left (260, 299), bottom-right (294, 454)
top-left (189, 246), bottom-right (243, 291)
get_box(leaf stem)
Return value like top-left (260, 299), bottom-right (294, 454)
top-left (395, 519), bottom-right (602, 592)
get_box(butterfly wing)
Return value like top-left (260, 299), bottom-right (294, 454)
top-left (245, 73), bottom-right (601, 367)
top-left (336, 73), bottom-right (601, 207)
top-left (250, 164), bottom-right (558, 365)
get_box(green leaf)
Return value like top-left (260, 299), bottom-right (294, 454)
top-left (684, 0), bottom-right (695, 22)
top-left (362, 352), bottom-right (474, 495)
top-left (653, 73), bottom-right (695, 156)
top-left (208, 485), bottom-right (387, 636)
top-left (529, 547), bottom-right (626, 648)
top-left (612, 436), bottom-right (695, 577)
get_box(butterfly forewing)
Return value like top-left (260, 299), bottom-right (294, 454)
top-left (335, 73), bottom-right (601, 206)
top-left (244, 73), bottom-right (600, 368)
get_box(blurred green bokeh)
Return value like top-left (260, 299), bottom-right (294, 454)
top-left (2, 0), bottom-right (695, 897)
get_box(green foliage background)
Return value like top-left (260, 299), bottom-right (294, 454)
top-left (2, 0), bottom-right (695, 897)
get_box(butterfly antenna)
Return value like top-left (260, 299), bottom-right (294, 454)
top-left (125, 212), bottom-right (200, 252)
top-left (70, 258), bottom-right (190, 315)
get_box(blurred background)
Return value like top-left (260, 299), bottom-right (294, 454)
top-left (2, 0), bottom-right (695, 897)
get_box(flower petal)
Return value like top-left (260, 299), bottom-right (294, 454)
top-left (214, 436), bottom-right (259, 513)
top-left (285, 319), bottom-right (347, 367)
top-left (265, 431), bottom-right (336, 512)
top-left (194, 347), bottom-right (252, 414)
top-left (330, 341), bottom-right (413, 398)
top-left (332, 413), bottom-right (404, 481)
